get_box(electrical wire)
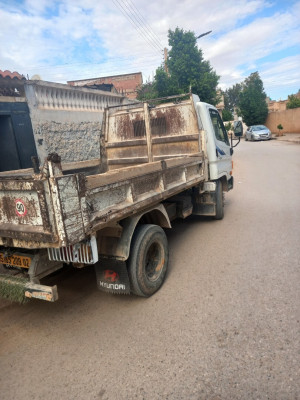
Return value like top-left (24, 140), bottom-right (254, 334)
top-left (112, 0), bottom-right (163, 56)
top-left (122, 0), bottom-right (164, 49)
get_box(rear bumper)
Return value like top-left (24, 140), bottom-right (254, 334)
top-left (253, 135), bottom-right (271, 141)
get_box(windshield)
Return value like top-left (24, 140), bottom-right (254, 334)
top-left (252, 125), bottom-right (267, 131)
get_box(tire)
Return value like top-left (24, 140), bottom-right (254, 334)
top-left (245, 135), bottom-right (248, 141)
top-left (214, 180), bottom-right (224, 220)
top-left (128, 224), bottom-right (169, 297)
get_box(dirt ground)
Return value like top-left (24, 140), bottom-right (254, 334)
top-left (0, 138), bottom-right (299, 400)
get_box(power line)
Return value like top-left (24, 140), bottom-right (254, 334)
top-left (112, 0), bottom-right (163, 56)
top-left (122, 0), bottom-right (164, 49)
top-left (113, 0), bottom-right (163, 53)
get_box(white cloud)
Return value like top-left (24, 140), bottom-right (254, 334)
top-left (201, 4), bottom-right (300, 96)
top-left (261, 55), bottom-right (300, 90)
top-left (0, 0), bottom-right (299, 99)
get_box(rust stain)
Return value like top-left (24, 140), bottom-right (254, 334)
top-left (115, 114), bottom-right (132, 140)
top-left (113, 112), bottom-right (147, 141)
top-left (150, 107), bottom-right (185, 137)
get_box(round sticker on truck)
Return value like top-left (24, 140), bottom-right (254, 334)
top-left (15, 199), bottom-right (27, 217)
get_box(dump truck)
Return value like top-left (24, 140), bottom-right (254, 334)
top-left (0, 93), bottom-right (242, 302)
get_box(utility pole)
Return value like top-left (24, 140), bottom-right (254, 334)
top-left (164, 47), bottom-right (169, 75)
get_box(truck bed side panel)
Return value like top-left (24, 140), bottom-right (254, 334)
top-left (106, 99), bottom-right (201, 170)
top-left (0, 177), bottom-right (57, 246)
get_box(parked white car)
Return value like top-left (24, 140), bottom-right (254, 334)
top-left (245, 125), bottom-right (272, 141)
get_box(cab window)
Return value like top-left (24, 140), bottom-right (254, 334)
top-left (209, 109), bottom-right (229, 145)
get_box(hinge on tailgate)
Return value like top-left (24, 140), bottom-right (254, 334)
top-left (47, 236), bottom-right (98, 264)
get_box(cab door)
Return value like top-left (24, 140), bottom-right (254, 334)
top-left (208, 108), bottom-right (232, 180)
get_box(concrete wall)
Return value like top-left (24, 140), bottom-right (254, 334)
top-left (24, 81), bottom-right (129, 165)
top-left (265, 108), bottom-right (300, 134)
top-left (267, 100), bottom-right (287, 112)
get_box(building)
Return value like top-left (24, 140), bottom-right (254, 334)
top-left (267, 91), bottom-right (300, 112)
top-left (0, 71), bottom-right (131, 172)
top-left (265, 91), bottom-right (300, 134)
top-left (215, 90), bottom-right (225, 114)
top-left (67, 72), bottom-right (143, 99)
top-left (0, 69), bottom-right (37, 171)
top-left (0, 69), bottom-right (26, 97)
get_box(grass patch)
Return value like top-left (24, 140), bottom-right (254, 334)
top-left (0, 275), bottom-right (29, 303)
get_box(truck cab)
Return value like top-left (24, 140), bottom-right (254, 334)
top-left (193, 95), bottom-right (233, 186)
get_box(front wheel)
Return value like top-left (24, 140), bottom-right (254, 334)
top-left (128, 224), bottom-right (169, 297)
top-left (214, 180), bottom-right (224, 220)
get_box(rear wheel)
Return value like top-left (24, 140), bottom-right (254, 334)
top-left (128, 224), bottom-right (169, 297)
top-left (214, 180), bottom-right (224, 220)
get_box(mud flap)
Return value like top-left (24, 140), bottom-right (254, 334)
top-left (94, 259), bottom-right (130, 295)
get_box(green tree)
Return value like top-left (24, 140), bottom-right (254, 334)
top-left (239, 72), bottom-right (268, 126)
top-left (167, 28), bottom-right (219, 104)
top-left (224, 122), bottom-right (233, 137)
top-left (137, 27), bottom-right (219, 104)
top-left (137, 68), bottom-right (181, 101)
top-left (136, 81), bottom-right (157, 100)
top-left (286, 94), bottom-right (300, 109)
top-left (223, 83), bottom-right (242, 113)
top-left (154, 67), bottom-right (182, 97)
top-left (222, 109), bottom-right (233, 121)
top-left (277, 123), bottom-right (283, 136)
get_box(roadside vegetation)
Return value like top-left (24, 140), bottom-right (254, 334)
top-left (286, 94), bottom-right (300, 109)
top-left (223, 72), bottom-right (268, 126)
top-left (137, 27), bottom-right (219, 105)
top-left (137, 26), bottom-right (297, 128)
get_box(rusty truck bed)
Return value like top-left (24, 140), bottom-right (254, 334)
top-left (0, 95), bottom-right (206, 250)
top-left (0, 155), bottom-right (205, 249)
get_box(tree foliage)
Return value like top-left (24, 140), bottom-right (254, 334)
top-left (223, 83), bottom-right (242, 112)
top-left (286, 94), bottom-right (300, 109)
top-left (277, 123), bottom-right (284, 136)
top-left (137, 27), bottom-right (219, 104)
top-left (222, 108), bottom-right (234, 121)
top-left (239, 72), bottom-right (268, 126)
top-left (224, 122), bottom-right (233, 133)
top-left (136, 81), bottom-right (157, 100)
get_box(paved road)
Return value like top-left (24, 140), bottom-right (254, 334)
top-left (1, 139), bottom-right (299, 400)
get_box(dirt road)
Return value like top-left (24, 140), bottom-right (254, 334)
top-left (0, 138), bottom-right (299, 400)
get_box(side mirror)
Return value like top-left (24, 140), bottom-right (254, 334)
top-left (233, 121), bottom-right (243, 137)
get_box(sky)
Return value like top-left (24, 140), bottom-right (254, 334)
top-left (0, 0), bottom-right (299, 101)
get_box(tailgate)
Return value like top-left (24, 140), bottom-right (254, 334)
top-left (0, 176), bottom-right (57, 246)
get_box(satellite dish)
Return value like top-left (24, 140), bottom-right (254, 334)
top-left (31, 74), bottom-right (42, 80)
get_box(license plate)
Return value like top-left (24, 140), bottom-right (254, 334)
top-left (0, 252), bottom-right (31, 269)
